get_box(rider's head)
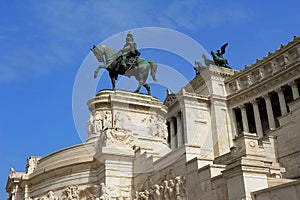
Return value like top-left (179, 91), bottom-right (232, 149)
top-left (126, 32), bottom-right (134, 42)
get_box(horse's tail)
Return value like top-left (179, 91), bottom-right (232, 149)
top-left (149, 60), bottom-right (157, 81)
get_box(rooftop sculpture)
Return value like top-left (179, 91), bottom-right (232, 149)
top-left (211, 43), bottom-right (231, 68)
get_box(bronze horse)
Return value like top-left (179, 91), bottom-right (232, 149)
top-left (91, 45), bottom-right (157, 95)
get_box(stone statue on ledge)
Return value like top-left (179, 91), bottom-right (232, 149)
top-left (211, 43), bottom-right (231, 68)
top-left (91, 32), bottom-right (157, 95)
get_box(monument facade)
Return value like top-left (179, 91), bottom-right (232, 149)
top-left (6, 36), bottom-right (300, 199)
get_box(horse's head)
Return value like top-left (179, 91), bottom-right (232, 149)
top-left (91, 45), bottom-right (104, 62)
top-left (202, 53), bottom-right (207, 59)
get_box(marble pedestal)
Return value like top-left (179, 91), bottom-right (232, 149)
top-left (88, 90), bottom-right (171, 198)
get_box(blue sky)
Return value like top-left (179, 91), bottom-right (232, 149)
top-left (1, 1), bottom-right (300, 198)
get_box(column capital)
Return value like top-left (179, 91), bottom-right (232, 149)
top-left (238, 104), bottom-right (246, 109)
top-left (175, 112), bottom-right (181, 117)
top-left (168, 116), bottom-right (177, 122)
top-left (250, 99), bottom-right (258, 105)
top-left (275, 87), bottom-right (283, 93)
top-left (289, 80), bottom-right (297, 87)
top-left (262, 93), bottom-right (271, 99)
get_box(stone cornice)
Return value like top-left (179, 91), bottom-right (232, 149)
top-left (201, 65), bottom-right (236, 80)
top-left (88, 90), bottom-right (166, 112)
top-left (227, 63), bottom-right (300, 108)
top-left (185, 65), bottom-right (236, 93)
top-left (226, 36), bottom-right (300, 83)
top-left (163, 89), bottom-right (209, 108)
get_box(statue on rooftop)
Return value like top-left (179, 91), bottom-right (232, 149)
top-left (211, 43), bottom-right (231, 68)
top-left (193, 60), bottom-right (205, 75)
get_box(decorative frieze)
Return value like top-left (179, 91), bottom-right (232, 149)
top-left (134, 176), bottom-right (186, 200)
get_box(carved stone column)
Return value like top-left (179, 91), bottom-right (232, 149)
top-left (250, 99), bottom-right (263, 137)
top-left (169, 117), bottom-right (176, 149)
top-left (263, 94), bottom-right (276, 130)
top-left (176, 112), bottom-right (183, 147)
top-left (229, 109), bottom-right (238, 137)
top-left (275, 87), bottom-right (287, 115)
top-left (289, 81), bottom-right (299, 100)
top-left (239, 105), bottom-right (249, 133)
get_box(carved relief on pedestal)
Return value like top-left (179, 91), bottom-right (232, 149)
top-left (46, 191), bottom-right (59, 200)
top-left (174, 176), bottom-right (186, 200)
top-left (62, 186), bottom-right (80, 200)
top-left (88, 111), bottom-right (106, 136)
top-left (32, 184), bottom-right (129, 200)
top-left (113, 111), bottom-right (122, 128)
top-left (103, 111), bottom-right (112, 130)
top-left (102, 128), bottom-right (134, 147)
top-left (149, 115), bottom-right (168, 140)
top-left (134, 176), bottom-right (186, 200)
top-left (94, 111), bottom-right (104, 134)
top-left (88, 114), bottom-right (95, 136)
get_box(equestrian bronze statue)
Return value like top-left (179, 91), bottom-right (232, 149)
top-left (91, 32), bottom-right (157, 95)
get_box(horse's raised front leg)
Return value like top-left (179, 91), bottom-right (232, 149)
top-left (94, 65), bottom-right (106, 78)
top-left (143, 84), bottom-right (151, 95)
